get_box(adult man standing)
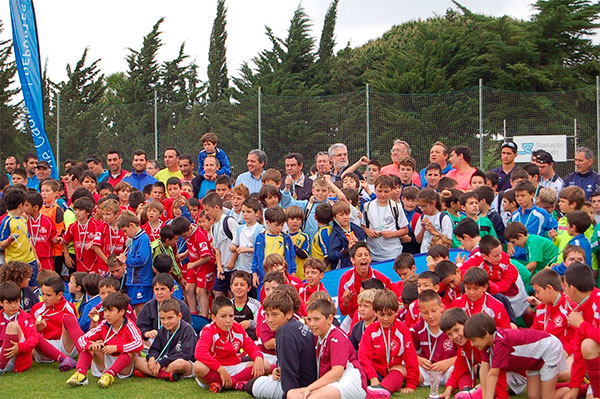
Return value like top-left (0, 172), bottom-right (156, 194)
top-left (281, 153), bottom-right (312, 200)
top-left (178, 155), bottom-right (196, 184)
top-left (418, 141), bottom-right (453, 187)
top-left (491, 142), bottom-right (518, 191)
top-left (534, 150), bottom-right (563, 193)
top-left (4, 156), bottom-right (19, 175)
top-left (563, 146), bottom-right (600, 199)
top-left (86, 154), bottom-right (109, 182)
top-left (446, 146), bottom-right (477, 191)
top-left (154, 147), bottom-right (184, 186)
top-left (328, 143), bottom-right (364, 182)
top-left (235, 149), bottom-right (266, 194)
top-left (311, 151), bottom-right (331, 181)
top-left (35, 161), bottom-right (52, 183)
top-left (123, 149), bottom-right (157, 191)
top-left (380, 139), bottom-right (420, 185)
top-left (23, 153), bottom-right (38, 190)
top-left (100, 150), bottom-right (129, 186)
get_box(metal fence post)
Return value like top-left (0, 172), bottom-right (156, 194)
top-left (258, 87), bottom-right (262, 150)
top-left (596, 76), bottom-right (599, 171)
top-left (366, 84), bottom-right (371, 158)
top-left (154, 89), bottom-right (158, 160)
top-left (574, 119), bottom-right (578, 172)
top-left (479, 79), bottom-right (484, 170)
top-left (56, 92), bottom-right (60, 168)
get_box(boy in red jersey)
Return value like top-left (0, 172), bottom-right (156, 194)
top-left (288, 297), bottom-right (367, 399)
top-left (563, 263), bottom-right (600, 399)
top-left (451, 268), bottom-right (511, 328)
top-left (465, 313), bottom-right (566, 399)
top-left (93, 199), bottom-right (126, 271)
top-left (171, 216), bottom-right (215, 317)
top-left (141, 201), bottom-right (165, 242)
top-left (404, 271), bottom-right (440, 328)
top-left (259, 254), bottom-right (304, 301)
top-left (66, 292), bottom-right (143, 388)
top-left (359, 289), bottom-right (419, 398)
top-left (0, 281), bottom-right (39, 373)
top-left (63, 197), bottom-right (102, 273)
top-left (297, 258), bottom-right (326, 303)
top-left (31, 276), bottom-right (78, 370)
top-left (434, 261), bottom-right (463, 308)
top-left (193, 296), bottom-right (268, 393)
top-left (24, 191), bottom-right (59, 271)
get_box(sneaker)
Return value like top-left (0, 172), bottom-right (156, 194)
top-left (59, 357), bottom-right (77, 372)
top-left (98, 373), bottom-right (115, 388)
top-left (133, 369), bottom-right (147, 378)
top-left (455, 388), bottom-right (482, 399)
top-left (66, 371), bottom-right (88, 387)
top-left (233, 381), bottom-right (246, 391)
top-left (366, 385), bottom-right (391, 399)
top-left (209, 382), bottom-right (222, 393)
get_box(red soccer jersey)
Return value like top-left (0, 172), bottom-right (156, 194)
top-left (410, 318), bottom-right (457, 363)
top-left (78, 317), bottom-right (143, 354)
top-left (392, 280), bottom-right (404, 301)
top-left (186, 225), bottom-right (215, 269)
top-left (460, 249), bottom-right (518, 296)
top-left (298, 282), bottom-right (326, 304)
top-left (91, 302), bottom-right (137, 326)
top-left (63, 218), bottom-right (102, 273)
top-left (255, 306), bottom-right (276, 355)
top-left (403, 299), bottom-right (420, 328)
top-left (0, 310), bottom-right (39, 372)
top-left (358, 319), bottom-right (419, 389)
top-left (315, 325), bottom-right (367, 390)
top-left (27, 213), bottom-right (57, 260)
top-left (93, 223), bottom-right (126, 270)
top-left (482, 328), bottom-right (552, 372)
top-left (142, 220), bottom-right (164, 243)
top-left (531, 293), bottom-right (576, 354)
top-left (195, 321), bottom-right (263, 372)
top-left (440, 284), bottom-right (462, 309)
top-left (451, 293), bottom-right (511, 329)
top-left (338, 267), bottom-right (393, 316)
top-left (31, 297), bottom-right (77, 340)
top-left (569, 287), bottom-right (600, 389)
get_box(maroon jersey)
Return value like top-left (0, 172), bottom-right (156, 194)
top-left (93, 223), bottom-right (126, 270)
top-left (482, 328), bottom-right (553, 372)
top-left (28, 213), bottom-right (57, 259)
top-left (410, 319), bottom-right (456, 363)
top-left (63, 218), bottom-right (102, 273)
top-left (255, 305), bottom-right (276, 355)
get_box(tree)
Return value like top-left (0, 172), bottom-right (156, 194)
top-left (314, 0), bottom-right (338, 93)
top-left (207, 0), bottom-right (229, 103)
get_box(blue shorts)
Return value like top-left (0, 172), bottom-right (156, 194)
top-left (212, 270), bottom-right (232, 293)
top-left (128, 285), bottom-right (153, 304)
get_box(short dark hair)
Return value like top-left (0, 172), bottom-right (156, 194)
top-left (393, 253), bottom-right (415, 271)
top-left (373, 289), bottom-right (400, 312)
top-left (98, 276), bottom-right (120, 291)
top-left (258, 185), bottom-right (282, 207)
top-left (215, 175), bottom-right (231, 187)
top-left (0, 281), bottom-right (21, 302)
top-left (440, 307), bottom-right (468, 332)
top-left (504, 222), bottom-right (528, 240)
top-left (427, 245), bottom-right (449, 259)
top-left (133, 149), bottom-right (147, 159)
top-left (417, 271), bottom-right (440, 286)
top-left (166, 177), bottom-right (182, 188)
top-left (438, 177), bottom-right (458, 191)
top-left (71, 272), bottom-right (88, 292)
top-left (307, 298), bottom-right (335, 318)
top-left (454, 218), bottom-right (479, 239)
top-left (425, 162), bottom-right (443, 175)
top-left (231, 270), bottom-right (252, 287)
top-left (459, 191), bottom-right (478, 206)
top-left (243, 198), bottom-right (262, 213)
top-left (3, 188), bottom-right (27, 211)
top-left (160, 225), bottom-right (176, 241)
top-left (160, 298), bottom-right (181, 314)
top-left (566, 210), bottom-right (592, 235)
top-left (564, 262), bottom-right (595, 292)
top-left (73, 197), bottom-right (95, 213)
top-left (523, 163), bottom-right (540, 179)
top-left (304, 258), bottom-right (326, 273)
top-left (479, 235), bottom-right (502, 255)
top-left (349, 241), bottom-right (370, 258)
top-left (83, 273), bottom-right (102, 296)
top-left (474, 186), bottom-right (495, 206)
top-left (402, 186), bottom-right (420, 200)
top-left (26, 190), bottom-right (43, 208)
top-left (374, 175), bottom-right (395, 188)
top-left (315, 203), bottom-right (333, 224)
top-left (514, 180), bottom-right (536, 195)
top-left (441, 188), bottom-right (462, 209)
top-left (212, 295), bottom-right (234, 315)
top-left (42, 276), bottom-right (65, 294)
top-left (102, 292), bottom-right (130, 312)
top-left (450, 146), bottom-right (472, 164)
top-left (418, 289), bottom-right (441, 305)
top-left (264, 270), bottom-right (286, 285)
top-left (128, 191), bottom-right (145, 210)
top-left (463, 267), bottom-right (489, 287)
top-left (264, 207), bottom-right (287, 224)
top-left (170, 217), bottom-right (191, 236)
top-left (153, 254), bottom-right (173, 274)
top-left (263, 288), bottom-right (295, 315)
top-left (285, 152), bottom-right (304, 166)
top-left (434, 260), bottom-right (457, 281)
top-left (361, 278), bottom-right (385, 290)
top-left (530, 268), bottom-right (561, 291)
top-left (485, 171), bottom-right (499, 188)
top-left (510, 168), bottom-right (529, 182)
top-left (153, 273), bottom-right (174, 291)
top-left (107, 150), bottom-right (123, 159)
top-left (464, 313), bottom-right (496, 339)
top-left (203, 192), bottom-right (223, 208)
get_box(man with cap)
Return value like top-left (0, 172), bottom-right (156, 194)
top-left (35, 161), bottom-right (52, 185)
top-left (491, 141), bottom-right (518, 191)
top-left (534, 150), bottom-right (563, 193)
top-left (563, 146), bottom-right (600, 200)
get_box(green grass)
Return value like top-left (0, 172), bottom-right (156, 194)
top-left (0, 363), bottom-right (528, 399)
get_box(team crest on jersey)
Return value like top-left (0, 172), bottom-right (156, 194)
top-left (443, 339), bottom-right (454, 351)
top-left (390, 339), bottom-right (398, 352)
top-left (331, 337), bottom-right (339, 343)
top-left (554, 316), bottom-right (564, 328)
top-left (175, 341), bottom-right (182, 352)
top-left (232, 341), bottom-right (241, 350)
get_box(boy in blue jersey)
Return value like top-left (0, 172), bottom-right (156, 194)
top-left (512, 180), bottom-right (557, 237)
top-left (565, 210), bottom-right (593, 269)
top-left (116, 211), bottom-right (153, 314)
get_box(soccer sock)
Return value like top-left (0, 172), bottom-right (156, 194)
top-left (0, 333), bottom-right (19, 369)
top-left (62, 313), bottom-right (84, 352)
top-left (231, 366), bottom-right (254, 384)
top-left (380, 369), bottom-right (404, 393)
top-left (36, 337), bottom-right (67, 362)
top-left (76, 350), bottom-right (93, 374)
top-left (157, 369), bottom-right (171, 379)
top-left (106, 353), bottom-right (131, 377)
top-left (585, 356), bottom-right (600, 397)
top-left (203, 369), bottom-right (222, 384)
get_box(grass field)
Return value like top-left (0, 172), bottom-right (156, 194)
top-left (0, 362), bottom-right (531, 399)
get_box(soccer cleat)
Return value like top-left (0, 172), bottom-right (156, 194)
top-left (455, 387), bottom-right (482, 399)
top-left (209, 382), bottom-right (222, 393)
top-left (66, 371), bottom-right (89, 387)
top-left (233, 381), bottom-right (246, 391)
top-left (366, 385), bottom-right (391, 399)
top-left (97, 373), bottom-right (115, 388)
top-left (158, 370), bottom-right (180, 382)
top-left (59, 357), bottom-right (77, 372)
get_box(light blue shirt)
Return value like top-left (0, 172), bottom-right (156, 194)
top-left (235, 171), bottom-right (264, 194)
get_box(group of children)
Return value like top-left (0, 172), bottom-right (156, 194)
top-left (0, 137), bottom-right (599, 399)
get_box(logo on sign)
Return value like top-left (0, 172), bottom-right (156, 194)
top-left (518, 143), bottom-right (534, 156)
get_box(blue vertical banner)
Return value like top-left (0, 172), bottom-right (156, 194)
top-left (9, 0), bottom-right (58, 179)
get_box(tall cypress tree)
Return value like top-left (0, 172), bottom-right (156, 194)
top-left (207, 0), bottom-right (229, 103)
top-left (315, 0), bottom-right (338, 92)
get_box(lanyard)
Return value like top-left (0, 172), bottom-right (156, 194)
top-left (76, 219), bottom-right (92, 270)
top-left (156, 322), bottom-right (181, 361)
top-left (157, 302), bottom-right (162, 329)
top-left (316, 327), bottom-right (333, 377)
top-left (20, 290), bottom-right (25, 310)
top-left (149, 220), bottom-right (161, 240)
top-left (108, 226), bottom-right (120, 253)
top-left (267, 234), bottom-right (281, 255)
top-left (464, 348), bottom-right (475, 386)
top-left (28, 214), bottom-right (42, 244)
top-left (103, 320), bottom-right (125, 345)
top-left (570, 294), bottom-right (590, 312)
top-left (467, 295), bottom-right (487, 318)
top-left (427, 326), bottom-right (440, 362)
top-left (380, 325), bottom-right (392, 366)
top-left (4, 310), bottom-right (19, 322)
top-left (543, 293), bottom-right (562, 330)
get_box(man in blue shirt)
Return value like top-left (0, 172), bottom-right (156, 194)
top-left (418, 141), bottom-right (454, 187)
top-left (123, 149), bottom-right (157, 191)
top-left (563, 146), bottom-right (600, 200)
top-left (86, 154), bottom-right (109, 183)
top-left (491, 141), bottom-right (518, 192)
top-left (235, 149), bottom-right (266, 194)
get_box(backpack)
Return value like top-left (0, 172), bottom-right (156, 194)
top-left (222, 215), bottom-right (234, 240)
top-left (363, 200), bottom-right (401, 230)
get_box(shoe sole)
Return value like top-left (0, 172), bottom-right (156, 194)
top-left (67, 378), bottom-right (88, 387)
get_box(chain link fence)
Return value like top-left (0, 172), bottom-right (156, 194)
top-left (4, 85), bottom-right (597, 179)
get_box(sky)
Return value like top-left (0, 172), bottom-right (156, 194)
top-left (0, 1), bottom-right (539, 83)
